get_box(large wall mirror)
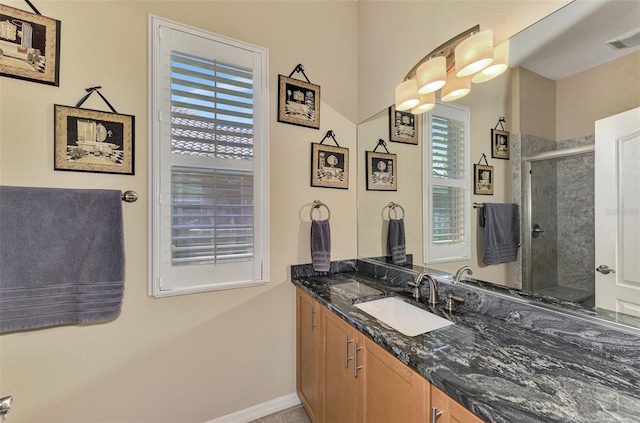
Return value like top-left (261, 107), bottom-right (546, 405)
top-left (357, 0), bottom-right (640, 318)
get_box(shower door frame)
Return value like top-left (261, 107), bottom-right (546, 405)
top-left (523, 145), bottom-right (595, 293)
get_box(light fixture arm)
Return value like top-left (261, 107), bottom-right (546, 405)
top-left (403, 25), bottom-right (480, 81)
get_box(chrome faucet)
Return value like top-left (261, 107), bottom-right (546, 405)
top-left (408, 271), bottom-right (428, 301)
top-left (424, 274), bottom-right (439, 307)
top-left (454, 266), bottom-right (473, 283)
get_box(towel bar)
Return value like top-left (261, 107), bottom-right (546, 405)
top-left (121, 190), bottom-right (138, 203)
top-left (310, 200), bottom-right (330, 220)
top-left (473, 202), bottom-right (485, 208)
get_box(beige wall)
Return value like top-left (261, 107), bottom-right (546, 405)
top-left (512, 67), bottom-right (557, 140)
top-left (0, 1), bottom-right (357, 422)
top-left (557, 51), bottom-right (640, 140)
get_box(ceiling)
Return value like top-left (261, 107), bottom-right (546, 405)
top-left (508, 0), bottom-right (640, 81)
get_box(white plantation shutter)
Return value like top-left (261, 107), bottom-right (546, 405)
top-left (424, 103), bottom-right (470, 263)
top-left (149, 16), bottom-right (269, 297)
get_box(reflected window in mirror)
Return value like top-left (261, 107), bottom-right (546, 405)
top-left (424, 103), bottom-right (470, 264)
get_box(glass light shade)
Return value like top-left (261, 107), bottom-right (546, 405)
top-left (472, 40), bottom-right (509, 83)
top-left (395, 79), bottom-right (419, 111)
top-left (455, 30), bottom-right (494, 77)
top-left (416, 56), bottom-right (446, 94)
top-left (441, 70), bottom-right (470, 102)
top-left (410, 92), bottom-right (436, 114)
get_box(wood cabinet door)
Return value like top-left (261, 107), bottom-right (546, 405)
top-left (323, 310), bottom-right (357, 423)
top-left (296, 289), bottom-right (321, 422)
top-left (358, 335), bottom-right (428, 423)
top-left (431, 385), bottom-right (484, 423)
top-left (449, 399), bottom-right (484, 423)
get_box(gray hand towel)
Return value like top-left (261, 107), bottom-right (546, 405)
top-left (388, 218), bottom-right (406, 265)
top-left (0, 186), bottom-right (125, 333)
top-left (311, 219), bottom-right (331, 272)
top-left (479, 203), bottom-right (520, 265)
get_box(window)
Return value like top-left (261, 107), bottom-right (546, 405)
top-left (423, 102), bottom-right (470, 263)
top-left (149, 16), bottom-right (269, 297)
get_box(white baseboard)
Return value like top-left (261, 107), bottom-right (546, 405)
top-left (207, 393), bottom-right (301, 423)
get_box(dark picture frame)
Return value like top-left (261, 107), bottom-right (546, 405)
top-left (0, 4), bottom-right (60, 86)
top-left (474, 164), bottom-right (494, 195)
top-left (366, 151), bottom-right (397, 191)
top-left (54, 105), bottom-right (135, 175)
top-left (389, 105), bottom-right (418, 145)
top-left (277, 75), bottom-right (320, 129)
top-left (311, 143), bottom-right (349, 189)
top-left (491, 128), bottom-right (510, 160)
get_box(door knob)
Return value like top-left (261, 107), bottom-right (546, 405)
top-left (596, 265), bottom-right (616, 275)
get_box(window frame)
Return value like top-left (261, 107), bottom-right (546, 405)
top-left (423, 101), bottom-right (471, 264)
top-left (148, 15), bottom-right (269, 297)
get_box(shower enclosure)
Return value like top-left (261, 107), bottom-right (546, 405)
top-left (523, 145), bottom-right (595, 305)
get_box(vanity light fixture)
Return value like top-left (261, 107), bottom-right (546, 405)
top-left (455, 30), bottom-right (494, 77)
top-left (394, 25), bottom-right (509, 109)
top-left (472, 40), bottom-right (509, 83)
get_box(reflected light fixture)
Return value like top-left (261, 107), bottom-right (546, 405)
top-left (394, 25), bottom-right (509, 111)
top-left (455, 30), bottom-right (494, 77)
top-left (472, 40), bottom-right (509, 83)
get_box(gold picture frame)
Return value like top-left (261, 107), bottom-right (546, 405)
top-left (491, 128), bottom-right (510, 160)
top-left (366, 151), bottom-right (397, 191)
top-left (277, 75), bottom-right (320, 129)
top-left (311, 143), bottom-right (349, 189)
top-left (0, 4), bottom-right (60, 86)
top-left (474, 164), bottom-right (494, 195)
top-left (54, 105), bottom-right (135, 175)
top-left (389, 105), bottom-right (418, 145)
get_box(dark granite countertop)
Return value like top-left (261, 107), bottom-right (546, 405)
top-left (291, 261), bottom-right (640, 423)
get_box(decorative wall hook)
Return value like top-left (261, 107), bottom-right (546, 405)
top-left (494, 117), bottom-right (506, 130)
top-left (318, 130), bottom-right (341, 147)
top-left (373, 139), bottom-right (390, 154)
top-left (288, 63), bottom-right (312, 83)
top-left (75, 86), bottom-right (118, 113)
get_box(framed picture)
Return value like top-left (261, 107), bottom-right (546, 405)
top-left (54, 105), bottom-right (135, 175)
top-left (310, 143), bottom-right (349, 189)
top-left (389, 105), bottom-right (418, 145)
top-left (366, 151), bottom-right (397, 191)
top-left (278, 75), bottom-right (320, 129)
top-left (491, 128), bottom-right (510, 160)
top-left (0, 4), bottom-right (60, 86)
top-left (474, 164), bottom-right (494, 195)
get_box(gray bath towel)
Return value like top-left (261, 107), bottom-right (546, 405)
top-left (479, 203), bottom-right (520, 265)
top-left (0, 186), bottom-right (125, 333)
top-left (388, 218), bottom-right (406, 265)
top-left (311, 219), bottom-right (331, 272)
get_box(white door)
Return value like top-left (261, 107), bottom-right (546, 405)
top-left (595, 107), bottom-right (640, 316)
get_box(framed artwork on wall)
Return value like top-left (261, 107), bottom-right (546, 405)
top-left (54, 105), bottom-right (135, 175)
top-left (277, 74), bottom-right (320, 129)
top-left (389, 105), bottom-right (418, 145)
top-left (491, 128), bottom-right (510, 159)
top-left (0, 4), bottom-right (61, 86)
top-left (366, 151), bottom-right (397, 191)
top-left (474, 164), bottom-right (494, 195)
top-left (311, 143), bottom-right (349, 189)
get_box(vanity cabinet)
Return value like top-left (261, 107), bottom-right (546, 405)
top-left (431, 385), bottom-right (484, 423)
top-left (296, 288), bottom-right (483, 423)
top-left (296, 288), bottom-right (321, 422)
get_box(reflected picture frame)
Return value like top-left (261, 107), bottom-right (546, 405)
top-left (389, 105), bottom-right (418, 145)
top-left (366, 151), bottom-right (397, 191)
top-left (474, 164), bottom-right (494, 195)
top-left (277, 75), bottom-right (321, 129)
top-left (54, 105), bottom-right (135, 175)
top-left (491, 128), bottom-right (510, 160)
top-left (0, 4), bottom-right (61, 86)
top-left (311, 143), bottom-right (349, 189)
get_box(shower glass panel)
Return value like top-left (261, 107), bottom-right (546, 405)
top-left (526, 147), bottom-right (595, 305)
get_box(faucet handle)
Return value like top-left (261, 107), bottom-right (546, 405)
top-left (445, 293), bottom-right (464, 313)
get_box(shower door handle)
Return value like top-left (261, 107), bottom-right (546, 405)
top-left (596, 265), bottom-right (616, 275)
top-left (532, 223), bottom-right (545, 238)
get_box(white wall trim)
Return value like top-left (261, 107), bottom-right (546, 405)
top-left (206, 393), bottom-right (300, 423)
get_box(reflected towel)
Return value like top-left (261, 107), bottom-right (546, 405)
top-left (0, 186), bottom-right (125, 333)
top-left (388, 218), bottom-right (406, 265)
top-left (311, 219), bottom-right (331, 272)
top-left (479, 203), bottom-right (520, 265)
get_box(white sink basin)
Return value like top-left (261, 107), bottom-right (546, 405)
top-left (354, 297), bottom-right (453, 337)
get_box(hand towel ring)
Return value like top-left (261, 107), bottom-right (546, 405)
top-left (310, 200), bottom-right (331, 221)
top-left (387, 202), bottom-right (405, 220)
